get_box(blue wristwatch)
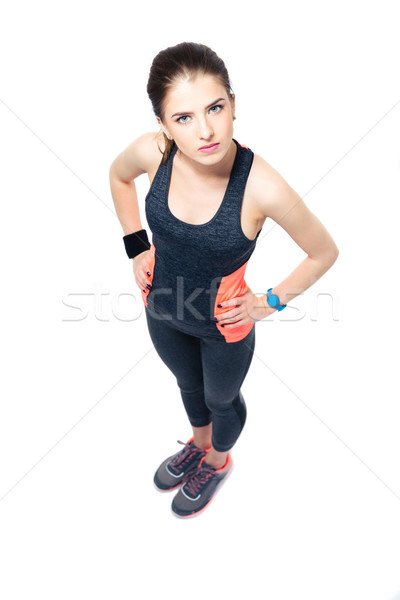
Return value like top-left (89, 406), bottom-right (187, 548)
top-left (266, 288), bottom-right (287, 312)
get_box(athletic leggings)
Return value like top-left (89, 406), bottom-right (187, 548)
top-left (145, 307), bottom-right (256, 452)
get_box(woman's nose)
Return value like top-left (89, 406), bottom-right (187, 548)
top-left (197, 118), bottom-right (214, 140)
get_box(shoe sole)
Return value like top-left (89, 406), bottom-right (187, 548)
top-left (171, 458), bottom-right (234, 519)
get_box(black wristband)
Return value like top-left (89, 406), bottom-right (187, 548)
top-left (123, 229), bottom-right (150, 259)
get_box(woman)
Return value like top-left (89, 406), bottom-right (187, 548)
top-left (109, 42), bottom-right (339, 519)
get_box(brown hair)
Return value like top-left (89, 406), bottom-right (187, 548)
top-left (146, 41), bottom-right (235, 165)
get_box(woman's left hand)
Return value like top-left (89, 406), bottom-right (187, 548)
top-left (214, 289), bottom-right (274, 329)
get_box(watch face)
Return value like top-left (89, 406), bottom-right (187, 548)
top-left (268, 294), bottom-right (279, 307)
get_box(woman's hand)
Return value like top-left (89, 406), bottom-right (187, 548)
top-left (214, 288), bottom-right (275, 329)
top-left (132, 250), bottom-right (153, 293)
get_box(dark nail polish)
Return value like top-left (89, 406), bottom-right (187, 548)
top-left (221, 324), bottom-right (225, 327)
top-left (147, 271), bottom-right (151, 277)
top-left (146, 284), bottom-right (152, 289)
top-left (217, 304), bottom-right (222, 308)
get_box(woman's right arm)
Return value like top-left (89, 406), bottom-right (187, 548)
top-left (109, 131), bottom-right (158, 235)
top-left (109, 132), bottom-right (159, 292)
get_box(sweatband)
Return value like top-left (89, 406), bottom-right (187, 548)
top-left (123, 229), bottom-right (150, 259)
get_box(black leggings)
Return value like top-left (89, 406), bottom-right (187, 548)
top-left (145, 307), bottom-right (256, 452)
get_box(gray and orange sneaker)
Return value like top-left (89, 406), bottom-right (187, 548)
top-left (153, 438), bottom-right (210, 492)
top-left (171, 453), bottom-right (233, 518)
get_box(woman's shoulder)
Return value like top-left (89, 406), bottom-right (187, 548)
top-left (247, 150), bottom-right (294, 211)
top-left (109, 131), bottom-right (165, 182)
top-left (247, 148), bottom-right (308, 225)
top-left (249, 151), bottom-right (285, 189)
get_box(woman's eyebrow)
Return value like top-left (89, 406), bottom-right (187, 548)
top-left (171, 97), bottom-right (225, 118)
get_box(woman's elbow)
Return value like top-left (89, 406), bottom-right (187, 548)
top-left (326, 243), bottom-right (339, 266)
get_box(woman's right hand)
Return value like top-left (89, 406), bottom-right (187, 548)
top-left (132, 250), bottom-right (153, 293)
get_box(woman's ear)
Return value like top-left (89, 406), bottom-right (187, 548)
top-left (230, 93), bottom-right (236, 119)
top-left (156, 118), bottom-right (166, 137)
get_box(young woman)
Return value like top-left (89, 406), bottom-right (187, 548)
top-left (109, 42), bottom-right (339, 519)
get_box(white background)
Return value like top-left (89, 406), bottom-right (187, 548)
top-left (1, 1), bottom-right (400, 599)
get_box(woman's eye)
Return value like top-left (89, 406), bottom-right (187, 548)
top-left (176, 105), bottom-right (223, 124)
top-left (209, 104), bottom-right (223, 114)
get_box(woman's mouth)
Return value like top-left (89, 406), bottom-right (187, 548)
top-left (198, 143), bottom-right (220, 153)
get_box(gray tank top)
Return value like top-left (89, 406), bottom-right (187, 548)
top-left (143, 138), bottom-right (262, 343)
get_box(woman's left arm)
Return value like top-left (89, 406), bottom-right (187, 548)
top-left (216, 157), bottom-right (339, 327)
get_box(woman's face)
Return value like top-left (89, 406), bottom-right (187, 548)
top-left (158, 72), bottom-right (236, 165)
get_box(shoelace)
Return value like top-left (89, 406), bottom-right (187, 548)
top-left (184, 463), bottom-right (217, 496)
top-left (169, 440), bottom-right (205, 470)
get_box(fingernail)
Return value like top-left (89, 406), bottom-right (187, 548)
top-left (146, 284), bottom-right (152, 289)
top-left (142, 289), bottom-right (146, 293)
top-left (147, 271), bottom-right (151, 277)
top-left (212, 317), bottom-right (218, 322)
top-left (221, 324), bottom-right (225, 327)
top-left (217, 304), bottom-right (222, 308)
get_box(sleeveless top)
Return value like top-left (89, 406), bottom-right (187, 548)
top-left (143, 138), bottom-right (262, 343)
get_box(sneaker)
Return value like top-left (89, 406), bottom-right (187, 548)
top-left (153, 437), bottom-right (210, 492)
top-left (171, 453), bottom-right (233, 518)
